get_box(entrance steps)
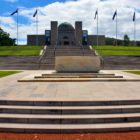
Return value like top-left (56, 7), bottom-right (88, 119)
top-left (38, 46), bottom-right (97, 70)
top-left (0, 100), bottom-right (140, 133)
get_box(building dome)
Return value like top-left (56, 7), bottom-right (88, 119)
top-left (58, 22), bottom-right (74, 31)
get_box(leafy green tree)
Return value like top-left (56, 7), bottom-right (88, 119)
top-left (124, 34), bottom-right (130, 46)
top-left (0, 27), bottom-right (15, 46)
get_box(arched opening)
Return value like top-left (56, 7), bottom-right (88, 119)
top-left (58, 22), bottom-right (76, 46)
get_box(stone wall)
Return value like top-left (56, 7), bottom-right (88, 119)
top-left (27, 35), bottom-right (46, 46)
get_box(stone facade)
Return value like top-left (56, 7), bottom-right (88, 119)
top-left (27, 35), bottom-right (46, 46)
top-left (27, 21), bottom-right (106, 46)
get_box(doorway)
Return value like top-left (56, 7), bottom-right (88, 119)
top-left (64, 41), bottom-right (70, 45)
top-left (63, 36), bottom-right (70, 46)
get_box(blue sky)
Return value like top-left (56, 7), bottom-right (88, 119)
top-left (1, 0), bottom-right (61, 24)
top-left (1, 0), bottom-right (64, 13)
top-left (0, 0), bottom-right (140, 44)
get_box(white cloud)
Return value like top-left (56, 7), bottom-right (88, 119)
top-left (1, 0), bottom-right (140, 45)
top-left (0, 16), bottom-right (15, 25)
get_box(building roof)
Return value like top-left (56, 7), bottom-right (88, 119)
top-left (58, 22), bottom-right (74, 31)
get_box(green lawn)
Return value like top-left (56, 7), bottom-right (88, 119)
top-left (92, 46), bottom-right (140, 56)
top-left (0, 46), bottom-right (43, 50)
top-left (0, 71), bottom-right (21, 78)
top-left (0, 50), bottom-right (41, 56)
top-left (125, 71), bottom-right (140, 75)
top-left (0, 46), bottom-right (43, 56)
top-left (1, 45), bottom-right (140, 56)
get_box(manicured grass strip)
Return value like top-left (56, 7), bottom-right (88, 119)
top-left (96, 50), bottom-right (140, 56)
top-left (92, 46), bottom-right (140, 56)
top-left (0, 46), bottom-right (43, 56)
top-left (0, 46), bottom-right (43, 50)
top-left (0, 50), bottom-right (41, 56)
top-left (93, 46), bottom-right (140, 51)
top-left (0, 71), bottom-right (21, 78)
top-left (125, 71), bottom-right (140, 75)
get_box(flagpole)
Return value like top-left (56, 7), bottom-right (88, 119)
top-left (17, 9), bottom-right (19, 46)
top-left (134, 13), bottom-right (136, 46)
top-left (97, 8), bottom-right (99, 47)
top-left (116, 10), bottom-right (117, 46)
top-left (36, 9), bottom-right (38, 46)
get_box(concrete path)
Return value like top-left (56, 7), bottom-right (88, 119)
top-left (0, 70), bottom-right (140, 101)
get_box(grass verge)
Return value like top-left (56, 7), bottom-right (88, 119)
top-left (125, 71), bottom-right (140, 75)
top-left (0, 46), bottom-right (43, 56)
top-left (0, 71), bottom-right (21, 78)
top-left (92, 46), bottom-right (140, 56)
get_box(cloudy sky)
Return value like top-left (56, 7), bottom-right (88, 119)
top-left (0, 0), bottom-right (140, 45)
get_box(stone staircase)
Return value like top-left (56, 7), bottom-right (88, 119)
top-left (38, 46), bottom-right (96, 70)
top-left (0, 100), bottom-right (140, 133)
top-left (39, 48), bottom-right (55, 70)
top-left (55, 46), bottom-right (96, 56)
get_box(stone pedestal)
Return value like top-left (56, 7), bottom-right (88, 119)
top-left (55, 56), bottom-right (101, 72)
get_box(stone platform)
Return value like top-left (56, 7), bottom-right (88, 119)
top-left (0, 70), bottom-right (140, 133)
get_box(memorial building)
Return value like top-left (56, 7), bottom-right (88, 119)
top-left (27, 21), bottom-right (105, 46)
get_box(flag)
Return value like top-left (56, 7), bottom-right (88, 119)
top-left (33, 9), bottom-right (38, 17)
top-left (133, 12), bottom-right (135, 22)
top-left (94, 10), bottom-right (98, 19)
top-left (11, 9), bottom-right (18, 16)
top-left (112, 10), bottom-right (117, 20)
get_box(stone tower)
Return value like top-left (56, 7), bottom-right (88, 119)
top-left (75, 21), bottom-right (83, 46)
top-left (51, 21), bottom-right (58, 46)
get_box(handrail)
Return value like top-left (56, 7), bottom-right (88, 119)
top-left (38, 45), bottom-right (47, 68)
top-left (79, 41), bottom-right (84, 56)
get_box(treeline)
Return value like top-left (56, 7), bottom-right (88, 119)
top-left (105, 34), bottom-right (140, 46)
top-left (0, 27), bottom-right (16, 46)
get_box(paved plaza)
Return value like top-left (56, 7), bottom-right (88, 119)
top-left (0, 70), bottom-right (140, 101)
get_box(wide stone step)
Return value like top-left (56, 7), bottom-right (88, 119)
top-left (0, 100), bottom-right (140, 106)
top-left (35, 75), bottom-right (123, 79)
top-left (0, 122), bottom-right (139, 133)
top-left (0, 113), bottom-right (139, 124)
top-left (55, 50), bottom-right (94, 52)
top-left (0, 105), bottom-right (140, 109)
top-left (18, 77), bottom-right (140, 82)
top-left (0, 105), bottom-right (140, 114)
top-left (55, 54), bottom-right (94, 56)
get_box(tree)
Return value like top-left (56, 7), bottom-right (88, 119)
top-left (124, 34), bottom-right (130, 46)
top-left (0, 27), bottom-right (15, 46)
